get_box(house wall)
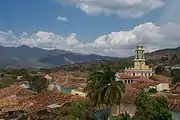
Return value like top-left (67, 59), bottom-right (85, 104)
top-left (120, 103), bottom-right (136, 117)
top-left (71, 90), bottom-right (86, 97)
top-left (111, 103), bottom-right (136, 117)
top-left (157, 83), bottom-right (169, 92)
top-left (54, 83), bottom-right (72, 94)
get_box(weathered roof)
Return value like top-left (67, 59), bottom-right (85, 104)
top-left (0, 85), bottom-right (36, 99)
top-left (166, 94), bottom-right (180, 112)
top-left (0, 90), bottom-right (85, 114)
top-left (61, 81), bottom-right (87, 89)
top-left (121, 84), bottom-right (139, 104)
top-left (150, 74), bottom-right (171, 83)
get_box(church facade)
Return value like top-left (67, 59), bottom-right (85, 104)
top-left (124, 43), bottom-right (154, 78)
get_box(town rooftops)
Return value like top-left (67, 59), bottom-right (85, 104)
top-left (61, 81), bottom-right (87, 89)
top-left (132, 79), bottom-right (159, 90)
top-left (150, 74), bottom-right (171, 83)
top-left (121, 84), bottom-right (139, 104)
top-left (0, 90), bottom-right (85, 114)
top-left (0, 85), bottom-right (36, 99)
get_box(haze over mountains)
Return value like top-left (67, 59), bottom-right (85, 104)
top-left (0, 45), bottom-right (118, 69)
top-left (0, 45), bottom-right (180, 69)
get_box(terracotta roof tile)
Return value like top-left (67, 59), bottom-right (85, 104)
top-left (167, 94), bottom-right (180, 111)
top-left (0, 85), bottom-right (36, 99)
top-left (0, 90), bottom-right (85, 114)
top-left (121, 84), bottom-right (139, 104)
top-left (61, 82), bottom-right (87, 89)
top-left (150, 74), bottom-right (171, 83)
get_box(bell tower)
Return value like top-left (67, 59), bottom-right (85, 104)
top-left (134, 42), bottom-right (146, 70)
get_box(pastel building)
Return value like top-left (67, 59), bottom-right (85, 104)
top-left (124, 42), bottom-right (154, 78)
top-left (71, 87), bottom-right (86, 97)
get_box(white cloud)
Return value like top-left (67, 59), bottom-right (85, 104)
top-left (57, 16), bottom-right (68, 22)
top-left (59, 0), bottom-right (165, 18)
top-left (0, 22), bottom-right (180, 57)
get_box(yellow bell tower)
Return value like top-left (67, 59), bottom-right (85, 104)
top-left (134, 42), bottom-right (146, 70)
top-left (123, 42), bottom-right (154, 78)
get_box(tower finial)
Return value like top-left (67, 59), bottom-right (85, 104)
top-left (137, 41), bottom-right (142, 46)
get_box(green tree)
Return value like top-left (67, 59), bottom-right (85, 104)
top-left (27, 75), bottom-right (49, 93)
top-left (155, 65), bottom-right (165, 74)
top-left (54, 100), bottom-right (96, 120)
top-left (84, 65), bottom-right (125, 116)
top-left (134, 91), bottom-right (172, 120)
top-left (171, 54), bottom-right (178, 61)
top-left (171, 69), bottom-right (180, 84)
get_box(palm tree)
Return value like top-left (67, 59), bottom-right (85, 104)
top-left (84, 65), bottom-right (125, 116)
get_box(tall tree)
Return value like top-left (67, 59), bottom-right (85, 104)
top-left (84, 65), bottom-right (125, 115)
top-left (134, 91), bottom-right (172, 120)
top-left (171, 69), bottom-right (180, 84)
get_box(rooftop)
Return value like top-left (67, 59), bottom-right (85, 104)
top-left (0, 85), bottom-right (36, 99)
top-left (121, 85), bottom-right (138, 104)
top-left (150, 74), bottom-right (171, 84)
top-left (0, 90), bottom-right (85, 114)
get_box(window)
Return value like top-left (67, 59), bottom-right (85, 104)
top-left (131, 80), bottom-right (133, 83)
top-left (133, 73), bottom-right (135, 76)
top-left (125, 80), bottom-right (127, 84)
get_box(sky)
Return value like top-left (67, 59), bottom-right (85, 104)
top-left (0, 0), bottom-right (180, 57)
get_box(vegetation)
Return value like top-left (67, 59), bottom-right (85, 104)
top-left (147, 88), bottom-right (157, 94)
top-left (84, 65), bottom-right (125, 118)
top-left (0, 68), bottom-right (29, 76)
top-left (55, 100), bottom-right (96, 120)
top-left (171, 69), bottom-right (180, 84)
top-left (133, 91), bottom-right (172, 120)
top-left (24, 74), bottom-right (49, 93)
top-left (0, 75), bottom-right (17, 88)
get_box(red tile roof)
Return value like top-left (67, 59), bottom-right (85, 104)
top-left (121, 84), bottom-right (139, 104)
top-left (0, 90), bottom-right (85, 114)
top-left (134, 79), bottom-right (159, 89)
top-left (0, 85), bottom-right (36, 99)
top-left (167, 94), bottom-right (180, 111)
top-left (150, 74), bottom-right (171, 83)
top-left (61, 82), bottom-right (87, 89)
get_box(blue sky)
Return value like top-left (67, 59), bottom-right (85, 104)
top-left (0, 0), bottom-right (163, 41)
top-left (0, 0), bottom-right (180, 57)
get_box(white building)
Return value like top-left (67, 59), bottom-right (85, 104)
top-left (156, 83), bottom-right (170, 92)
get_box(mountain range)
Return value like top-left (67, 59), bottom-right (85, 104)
top-left (0, 45), bottom-right (179, 69)
top-left (0, 45), bottom-right (118, 69)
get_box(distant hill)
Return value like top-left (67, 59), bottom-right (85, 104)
top-left (0, 45), bottom-right (179, 69)
top-left (145, 47), bottom-right (180, 60)
top-left (47, 46), bottom-right (180, 72)
top-left (0, 45), bottom-right (118, 69)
